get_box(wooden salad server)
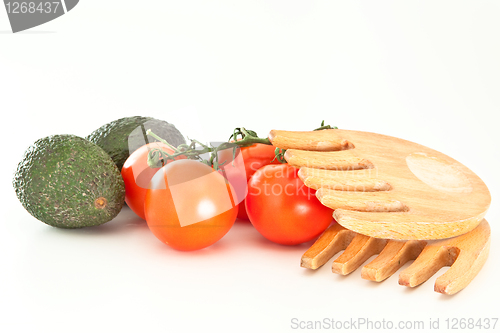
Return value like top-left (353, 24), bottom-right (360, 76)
top-left (269, 129), bottom-right (491, 240)
top-left (300, 219), bottom-right (491, 295)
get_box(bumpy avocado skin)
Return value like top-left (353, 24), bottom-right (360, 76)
top-left (86, 116), bottom-right (185, 171)
top-left (13, 135), bottom-right (126, 228)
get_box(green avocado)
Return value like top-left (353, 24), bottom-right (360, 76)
top-left (13, 135), bottom-right (125, 228)
top-left (86, 116), bottom-right (185, 171)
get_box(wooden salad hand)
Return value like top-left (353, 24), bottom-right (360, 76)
top-left (301, 219), bottom-right (490, 295)
top-left (269, 129), bottom-right (491, 240)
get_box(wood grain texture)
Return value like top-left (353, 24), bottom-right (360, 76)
top-left (361, 240), bottom-right (426, 282)
top-left (269, 129), bottom-right (354, 151)
top-left (301, 223), bottom-right (356, 270)
top-left (317, 188), bottom-right (409, 212)
top-left (270, 129), bottom-right (491, 240)
top-left (301, 220), bottom-right (490, 295)
top-left (284, 149), bottom-right (374, 170)
top-left (400, 219), bottom-right (491, 295)
top-left (298, 167), bottom-right (392, 191)
top-left (331, 235), bottom-right (387, 275)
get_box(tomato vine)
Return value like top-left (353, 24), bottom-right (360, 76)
top-left (146, 121), bottom-right (337, 170)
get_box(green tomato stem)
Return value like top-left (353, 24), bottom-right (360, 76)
top-left (145, 121), bottom-right (336, 169)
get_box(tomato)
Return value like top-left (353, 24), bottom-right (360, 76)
top-left (144, 159), bottom-right (238, 251)
top-left (212, 143), bottom-right (279, 221)
top-left (121, 142), bottom-right (183, 220)
top-left (236, 144), bottom-right (280, 220)
top-left (245, 164), bottom-right (333, 245)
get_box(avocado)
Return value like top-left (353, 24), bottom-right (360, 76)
top-left (86, 116), bottom-right (185, 171)
top-left (13, 135), bottom-right (125, 228)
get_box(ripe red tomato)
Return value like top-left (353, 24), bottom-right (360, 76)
top-left (236, 144), bottom-right (280, 220)
top-left (245, 164), bottom-right (333, 245)
top-left (121, 142), bottom-right (182, 220)
top-left (144, 159), bottom-right (238, 251)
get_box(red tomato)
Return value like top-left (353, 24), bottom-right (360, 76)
top-left (144, 159), bottom-right (238, 251)
top-left (121, 142), bottom-right (182, 220)
top-left (245, 164), bottom-right (333, 245)
top-left (236, 144), bottom-right (280, 220)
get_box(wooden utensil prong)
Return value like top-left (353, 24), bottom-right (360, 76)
top-left (332, 234), bottom-right (388, 275)
top-left (298, 167), bottom-right (392, 192)
top-left (301, 223), bottom-right (356, 270)
top-left (431, 219), bottom-right (489, 295)
top-left (398, 245), bottom-right (458, 288)
top-left (285, 149), bottom-right (374, 170)
top-left (434, 239), bottom-right (490, 295)
top-left (269, 129), bottom-right (354, 151)
top-left (317, 188), bottom-right (409, 212)
top-left (361, 240), bottom-right (427, 282)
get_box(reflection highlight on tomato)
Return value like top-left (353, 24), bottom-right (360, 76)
top-left (145, 159), bottom-right (238, 251)
top-left (234, 143), bottom-right (280, 220)
top-left (121, 142), bottom-right (183, 220)
top-left (245, 164), bottom-right (333, 245)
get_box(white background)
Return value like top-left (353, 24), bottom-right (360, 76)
top-left (1, 1), bottom-right (500, 332)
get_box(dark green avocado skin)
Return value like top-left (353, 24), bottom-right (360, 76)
top-left (13, 135), bottom-right (125, 228)
top-left (86, 116), bottom-right (185, 171)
